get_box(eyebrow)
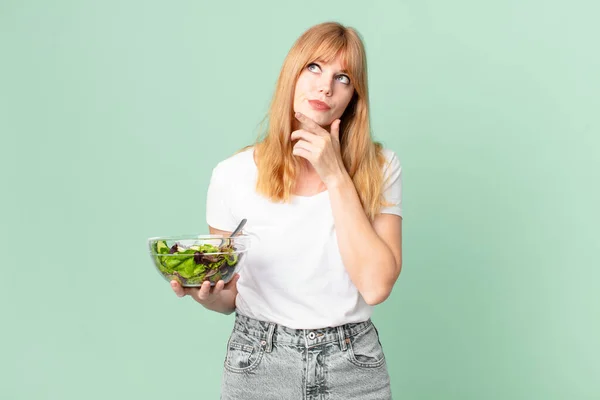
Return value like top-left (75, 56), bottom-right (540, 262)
top-left (314, 59), bottom-right (349, 74)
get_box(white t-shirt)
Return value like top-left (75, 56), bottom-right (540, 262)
top-left (205, 146), bottom-right (402, 329)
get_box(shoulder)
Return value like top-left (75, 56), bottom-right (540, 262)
top-left (380, 147), bottom-right (398, 163)
top-left (212, 146), bottom-right (255, 177)
top-left (380, 147), bottom-right (402, 177)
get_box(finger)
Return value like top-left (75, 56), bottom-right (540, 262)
top-left (224, 273), bottom-right (241, 289)
top-left (291, 129), bottom-right (319, 143)
top-left (295, 112), bottom-right (328, 136)
top-left (211, 279), bottom-right (225, 296)
top-left (330, 119), bottom-right (341, 142)
top-left (293, 144), bottom-right (313, 159)
top-left (293, 140), bottom-right (315, 157)
top-left (196, 280), bottom-right (213, 302)
top-left (170, 280), bottom-right (186, 297)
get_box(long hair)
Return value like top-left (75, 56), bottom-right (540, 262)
top-left (247, 22), bottom-right (389, 221)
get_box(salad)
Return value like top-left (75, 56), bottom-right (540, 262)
top-left (152, 240), bottom-right (240, 286)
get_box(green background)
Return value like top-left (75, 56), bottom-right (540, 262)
top-left (2, 0), bottom-right (598, 399)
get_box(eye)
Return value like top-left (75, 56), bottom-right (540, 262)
top-left (336, 74), bottom-right (351, 85)
top-left (307, 62), bottom-right (321, 73)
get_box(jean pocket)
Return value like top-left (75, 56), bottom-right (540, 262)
top-left (224, 330), bottom-right (265, 373)
top-left (346, 324), bottom-right (386, 368)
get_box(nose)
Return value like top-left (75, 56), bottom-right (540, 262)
top-left (318, 77), bottom-right (333, 96)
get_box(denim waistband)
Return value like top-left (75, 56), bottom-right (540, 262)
top-left (232, 312), bottom-right (374, 351)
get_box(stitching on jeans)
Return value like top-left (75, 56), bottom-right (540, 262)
top-left (224, 346), bottom-right (265, 374)
top-left (346, 326), bottom-right (386, 369)
top-left (233, 321), bottom-right (373, 341)
top-left (228, 341), bottom-right (253, 353)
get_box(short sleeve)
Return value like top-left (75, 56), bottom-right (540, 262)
top-left (379, 150), bottom-right (403, 217)
top-left (205, 163), bottom-right (238, 232)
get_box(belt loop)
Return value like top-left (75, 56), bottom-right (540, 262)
top-left (265, 322), bottom-right (276, 353)
top-left (337, 326), bottom-right (347, 351)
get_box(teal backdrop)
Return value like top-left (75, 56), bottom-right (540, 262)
top-left (1, 1), bottom-right (598, 399)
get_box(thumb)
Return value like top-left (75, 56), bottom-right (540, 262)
top-left (225, 273), bottom-right (240, 288)
top-left (330, 119), bottom-right (341, 142)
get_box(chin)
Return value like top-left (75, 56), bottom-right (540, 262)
top-left (299, 108), bottom-right (333, 126)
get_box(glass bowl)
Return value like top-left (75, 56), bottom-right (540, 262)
top-left (147, 234), bottom-right (254, 287)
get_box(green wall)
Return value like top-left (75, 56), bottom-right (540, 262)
top-left (2, 1), bottom-right (598, 399)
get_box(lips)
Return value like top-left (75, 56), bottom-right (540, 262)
top-left (308, 99), bottom-right (331, 111)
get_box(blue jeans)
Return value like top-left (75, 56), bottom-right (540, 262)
top-left (220, 313), bottom-right (392, 399)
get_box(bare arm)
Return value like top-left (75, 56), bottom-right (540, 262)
top-left (291, 112), bottom-right (403, 305)
top-left (328, 176), bottom-right (402, 305)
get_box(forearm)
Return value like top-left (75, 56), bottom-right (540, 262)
top-left (327, 173), bottom-right (399, 305)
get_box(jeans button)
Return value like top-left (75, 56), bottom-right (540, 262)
top-left (308, 332), bottom-right (316, 340)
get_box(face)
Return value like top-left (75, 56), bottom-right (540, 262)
top-left (293, 56), bottom-right (355, 128)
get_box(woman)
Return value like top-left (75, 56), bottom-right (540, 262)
top-left (171, 21), bottom-right (402, 399)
